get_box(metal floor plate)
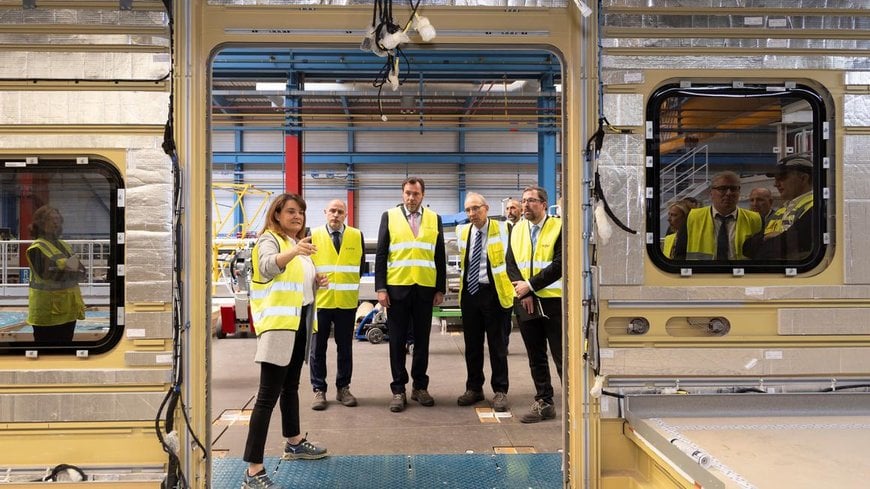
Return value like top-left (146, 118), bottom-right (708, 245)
top-left (213, 453), bottom-right (562, 488)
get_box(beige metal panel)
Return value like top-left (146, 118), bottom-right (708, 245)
top-left (599, 347), bottom-right (867, 377)
top-left (844, 200), bottom-right (870, 285)
top-left (303, 131), bottom-right (349, 152)
top-left (355, 130), bottom-right (458, 153)
top-left (601, 54), bottom-right (869, 70)
top-left (0, 392), bottom-right (167, 423)
top-left (779, 308), bottom-right (870, 335)
top-left (0, 368), bottom-right (170, 385)
top-left (125, 311), bottom-right (173, 340)
top-left (464, 131), bottom-right (537, 153)
top-left (844, 94), bottom-right (870, 127)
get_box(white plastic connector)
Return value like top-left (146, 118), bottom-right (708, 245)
top-left (571, 0), bottom-right (593, 17)
top-left (380, 30), bottom-right (410, 50)
top-left (360, 24), bottom-right (376, 52)
top-left (164, 430), bottom-right (180, 456)
top-left (594, 201), bottom-right (612, 246)
top-left (413, 15), bottom-right (436, 42)
top-left (387, 69), bottom-right (400, 91)
top-left (590, 375), bottom-right (605, 398)
top-left (380, 114), bottom-right (388, 122)
top-left (661, 387), bottom-right (679, 395)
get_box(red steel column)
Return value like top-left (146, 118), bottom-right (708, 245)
top-left (284, 134), bottom-right (302, 195)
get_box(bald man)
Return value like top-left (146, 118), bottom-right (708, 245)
top-left (748, 187), bottom-right (775, 228)
top-left (309, 199), bottom-right (366, 410)
top-left (504, 199), bottom-right (522, 228)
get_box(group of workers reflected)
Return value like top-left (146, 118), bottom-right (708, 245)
top-left (663, 155), bottom-right (815, 263)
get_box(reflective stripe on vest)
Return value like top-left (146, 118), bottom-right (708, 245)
top-left (311, 226), bottom-right (362, 309)
top-left (457, 219), bottom-right (515, 309)
top-left (26, 238), bottom-right (85, 326)
top-left (386, 207), bottom-right (438, 287)
top-left (765, 192), bottom-right (812, 236)
top-left (250, 230), bottom-right (305, 334)
top-left (509, 217), bottom-right (562, 298)
top-left (685, 207), bottom-right (761, 260)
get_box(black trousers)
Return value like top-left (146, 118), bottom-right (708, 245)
top-left (243, 319), bottom-right (308, 464)
top-left (32, 320), bottom-right (76, 343)
top-left (519, 297), bottom-right (562, 404)
top-left (309, 307), bottom-right (355, 392)
top-left (387, 286), bottom-right (434, 394)
top-left (460, 284), bottom-right (510, 394)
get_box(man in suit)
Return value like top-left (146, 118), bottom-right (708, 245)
top-left (748, 187), bottom-right (775, 229)
top-left (455, 193), bottom-right (512, 412)
top-left (504, 198), bottom-right (522, 228)
top-left (673, 171), bottom-right (761, 261)
top-left (375, 176), bottom-right (447, 413)
top-left (309, 199), bottom-right (365, 410)
top-left (506, 185), bottom-right (563, 423)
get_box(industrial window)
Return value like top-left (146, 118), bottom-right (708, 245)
top-left (646, 83), bottom-right (829, 274)
top-left (0, 158), bottom-right (124, 354)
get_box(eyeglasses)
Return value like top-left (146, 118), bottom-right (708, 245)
top-left (522, 198), bottom-right (543, 204)
top-left (711, 185), bottom-right (740, 193)
top-left (464, 205), bottom-right (485, 213)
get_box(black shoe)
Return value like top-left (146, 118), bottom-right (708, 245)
top-left (456, 390), bottom-right (485, 406)
top-left (519, 399), bottom-right (555, 423)
top-left (389, 392), bottom-right (407, 413)
top-left (411, 389), bottom-right (434, 406)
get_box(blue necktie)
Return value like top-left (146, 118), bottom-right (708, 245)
top-left (467, 230), bottom-right (483, 295)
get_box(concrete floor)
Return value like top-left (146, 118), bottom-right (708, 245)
top-left (210, 322), bottom-right (563, 460)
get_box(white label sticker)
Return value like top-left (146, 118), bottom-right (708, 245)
top-left (745, 287), bottom-right (764, 297)
top-left (768, 18), bottom-right (787, 27)
top-left (744, 17), bottom-right (763, 26)
top-left (126, 328), bottom-right (146, 338)
top-left (599, 348), bottom-right (614, 359)
top-left (155, 354), bottom-right (173, 364)
top-left (764, 350), bottom-right (783, 360)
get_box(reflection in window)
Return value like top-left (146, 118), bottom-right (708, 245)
top-left (0, 159), bottom-right (123, 353)
top-left (646, 84), bottom-right (828, 273)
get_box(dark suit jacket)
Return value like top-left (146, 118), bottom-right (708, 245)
top-left (505, 217), bottom-right (563, 299)
top-left (374, 206), bottom-right (447, 300)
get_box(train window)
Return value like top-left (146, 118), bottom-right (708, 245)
top-left (646, 83), bottom-right (828, 274)
top-left (0, 158), bottom-right (124, 354)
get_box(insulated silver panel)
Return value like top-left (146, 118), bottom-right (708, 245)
top-left (0, 392), bottom-right (166, 422)
top-left (597, 134), bottom-right (645, 285)
top-left (0, 134), bottom-right (161, 150)
top-left (0, 369), bottom-right (170, 385)
top-left (602, 54), bottom-right (870, 71)
top-left (126, 311), bottom-right (173, 339)
top-left (844, 201), bottom-right (870, 285)
top-left (599, 347), bottom-right (867, 377)
top-left (844, 94), bottom-right (870, 127)
top-left (602, 93), bottom-right (644, 127)
top-left (125, 351), bottom-right (175, 367)
top-left (846, 72), bottom-right (870, 85)
top-left (602, 0), bottom-right (866, 10)
top-left (599, 285), bottom-right (838, 301)
top-left (0, 91), bottom-right (168, 125)
top-left (779, 308), bottom-right (870, 335)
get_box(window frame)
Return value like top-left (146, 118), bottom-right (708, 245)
top-left (645, 82), bottom-right (829, 274)
top-left (0, 157), bottom-right (125, 355)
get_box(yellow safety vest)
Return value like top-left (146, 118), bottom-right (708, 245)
top-left (250, 230), bottom-right (310, 335)
top-left (764, 192), bottom-right (813, 236)
top-left (510, 217), bottom-right (562, 299)
top-left (662, 233), bottom-right (676, 259)
top-left (457, 219), bottom-right (514, 309)
top-left (685, 207), bottom-right (761, 260)
top-left (386, 207), bottom-right (439, 287)
top-left (311, 226), bottom-right (362, 310)
top-left (26, 238), bottom-right (85, 326)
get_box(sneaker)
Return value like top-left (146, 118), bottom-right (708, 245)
top-left (491, 392), bottom-right (509, 412)
top-left (241, 469), bottom-right (277, 489)
top-left (411, 389), bottom-right (435, 407)
top-left (519, 399), bottom-right (555, 423)
top-left (336, 386), bottom-right (357, 407)
top-left (389, 392), bottom-right (407, 413)
top-left (283, 435), bottom-right (328, 460)
top-left (311, 390), bottom-right (327, 411)
top-left (456, 390), bottom-right (485, 406)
